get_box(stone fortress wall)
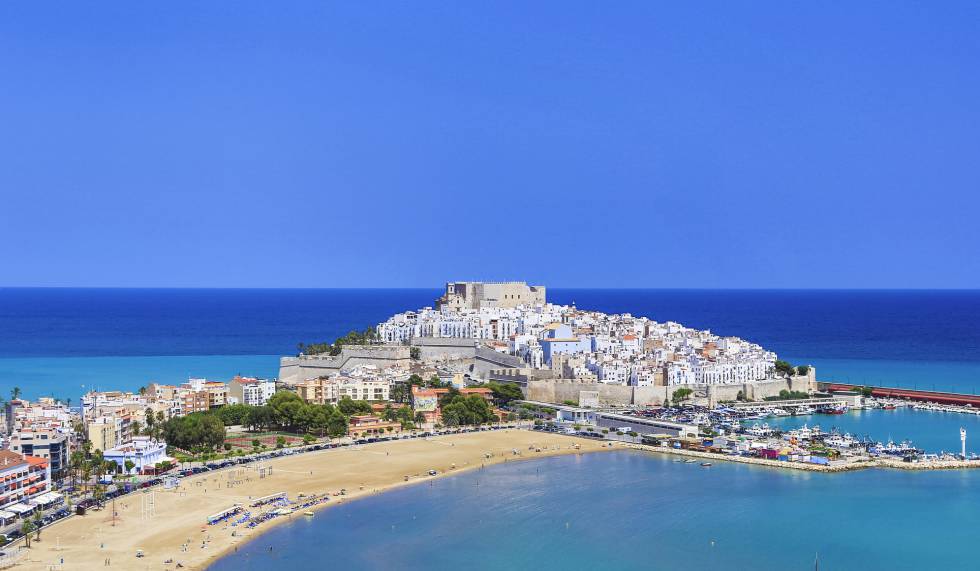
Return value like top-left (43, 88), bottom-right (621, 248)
top-left (524, 368), bottom-right (817, 407)
top-left (279, 345), bottom-right (411, 384)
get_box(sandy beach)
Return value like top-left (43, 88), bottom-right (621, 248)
top-left (11, 430), bottom-right (609, 571)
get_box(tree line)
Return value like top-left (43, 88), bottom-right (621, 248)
top-left (297, 327), bottom-right (379, 356)
top-left (775, 360), bottom-right (810, 377)
top-left (158, 391), bottom-right (393, 452)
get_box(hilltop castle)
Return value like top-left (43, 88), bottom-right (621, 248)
top-left (436, 281), bottom-right (546, 311)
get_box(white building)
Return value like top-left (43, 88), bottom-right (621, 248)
top-left (228, 376), bottom-right (277, 407)
top-left (377, 296), bottom-right (779, 388)
top-left (103, 437), bottom-right (169, 475)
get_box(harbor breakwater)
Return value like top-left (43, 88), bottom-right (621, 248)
top-left (621, 442), bottom-right (980, 472)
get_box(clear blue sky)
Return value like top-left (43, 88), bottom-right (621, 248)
top-left (1, 2), bottom-right (978, 288)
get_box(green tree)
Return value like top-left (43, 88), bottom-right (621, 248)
top-left (486, 382), bottom-right (524, 405)
top-left (410, 347), bottom-right (421, 360)
top-left (123, 460), bottom-right (135, 474)
top-left (796, 365), bottom-right (811, 376)
top-left (144, 408), bottom-right (157, 439)
top-left (162, 412), bottom-right (226, 452)
top-left (10, 387), bottom-right (21, 401)
top-left (337, 397), bottom-right (372, 416)
top-left (93, 484), bottom-right (106, 509)
top-left (246, 406), bottom-right (274, 431)
top-left (32, 511), bottom-right (42, 541)
top-left (774, 360), bottom-right (795, 376)
top-left (389, 384), bottom-right (409, 404)
top-left (438, 387), bottom-right (461, 408)
top-left (440, 395), bottom-right (495, 427)
top-left (672, 388), bottom-right (693, 403)
top-left (763, 389), bottom-right (810, 401)
top-left (21, 518), bottom-right (34, 548)
top-left (268, 391), bottom-right (305, 430)
top-left (216, 403), bottom-right (251, 426)
top-left (381, 404), bottom-right (396, 421)
top-left (324, 404), bottom-right (349, 438)
top-left (276, 435), bottom-right (287, 449)
top-left (298, 327), bottom-right (379, 356)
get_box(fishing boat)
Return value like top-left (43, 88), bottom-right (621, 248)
top-left (816, 403), bottom-right (848, 415)
top-left (787, 424), bottom-right (815, 441)
top-left (881, 440), bottom-right (921, 456)
top-left (744, 423), bottom-right (774, 437)
top-left (304, 511), bottom-right (315, 516)
top-left (824, 431), bottom-right (858, 448)
top-left (700, 462), bottom-right (712, 467)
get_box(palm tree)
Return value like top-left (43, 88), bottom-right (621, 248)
top-left (32, 511), bottom-right (42, 542)
top-left (93, 484), bottom-right (105, 509)
top-left (21, 519), bottom-right (33, 548)
top-left (10, 387), bottom-right (21, 401)
top-left (81, 463), bottom-right (92, 493)
top-left (69, 451), bottom-right (85, 491)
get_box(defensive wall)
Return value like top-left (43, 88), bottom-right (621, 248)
top-left (410, 337), bottom-right (478, 360)
top-left (279, 345), bottom-right (411, 384)
top-left (525, 368), bottom-right (816, 407)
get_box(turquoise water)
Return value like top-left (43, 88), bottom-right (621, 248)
top-left (784, 356), bottom-right (980, 393)
top-left (764, 408), bottom-right (980, 454)
top-left (0, 355), bottom-right (279, 400)
top-left (208, 451), bottom-right (980, 571)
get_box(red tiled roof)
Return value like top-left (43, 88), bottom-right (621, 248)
top-left (0, 451), bottom-right (27, 471)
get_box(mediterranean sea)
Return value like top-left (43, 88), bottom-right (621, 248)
top-left (1, 288), bottom-right (979, 400)
top-left (208, 450), bottom-right (980, 571)
top-left (3, 288), bottom-right (979, 570)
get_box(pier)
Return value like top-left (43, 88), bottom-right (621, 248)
top-left (724, 397), bottom-right (849, 411)
top-left (823, 383), bottom-right (980, 407)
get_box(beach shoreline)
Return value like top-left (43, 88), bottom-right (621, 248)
top-left (10, 430), bottom-right (612, 571)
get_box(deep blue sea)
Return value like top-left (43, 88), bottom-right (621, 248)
top-left (1, 288), bottom-right (979, 399)
top-left (209, 451), bottom-right (980, 571)
top-left (3, 288), bottom-right (980, 570)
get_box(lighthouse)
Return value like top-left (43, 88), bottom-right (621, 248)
top-left (961, 427), bottom-right (967, 459)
